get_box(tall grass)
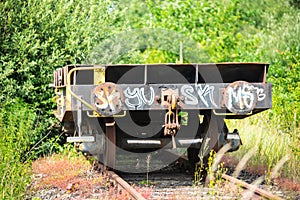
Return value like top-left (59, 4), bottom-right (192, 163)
top-left (227, 111), bottom-right (300, 182)
top-left (0, 101), bottom-right (36, 199)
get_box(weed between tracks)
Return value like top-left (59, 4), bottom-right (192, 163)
top-left (194, 151), bottom-right (243, 198)
top-left (29, 153), bottom-right (153, 199)
top-left (193, 131), bottom-right (299, 200)
top-left (28, 150), bottom-right (297, 199)
top-left (28, 126), bottom-right (299, 200)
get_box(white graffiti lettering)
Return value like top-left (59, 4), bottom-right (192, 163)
top-left (95, 90), bottom-right (108, 109)
top-left (180, 84), bottom-right (217, 107)
top-left (181, 85), bottom-right (198, 105)
top-left (106, 91), bottom-right (121, 113)
top-left (122, 84), bottom-right (265, 110)
top-left (242, 85), bottom-right (255, 108)
top-left (95, 90), bottom-right (122, 113)
top-left (255, 87), bottom-right (266, 101)
top-left (196, 85), bottom-right (218, 107)
top-left (226, 84), bottom-right (255, 111)
top-left (140, 87), bottom-right (155, 105)
top-left (124, 88), bottom-right (142, 109)
top-left (124, 87), bottom-right (155, 109)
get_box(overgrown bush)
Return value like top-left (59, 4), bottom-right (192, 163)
top-left (0, 0), bottom-right (118, 110)
top-left (0, 101), bottom-right (36, 199)
top-left (0, 1), bottom-right (120, 197)
top-left (0, 0), bottom-right (121, 157)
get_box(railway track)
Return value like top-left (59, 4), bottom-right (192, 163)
top-left (29, 151), bottom-right (296, 199)
top-left (221, 174), bottom-right (284, 200)
top-left (107, 170), bottom-right (146, 200)
top-left (95, 150), bottom-right (286, 200)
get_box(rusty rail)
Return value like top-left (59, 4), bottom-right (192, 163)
top-left (163, 150), bottom-right (284, 200)
top-left (107, 171), bottom-right (146, 200)
top-left (222, 174), bottom-right (284, 200)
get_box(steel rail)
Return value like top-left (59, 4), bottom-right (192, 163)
top-left (163, 150), bottom-right (284, 200)
top-left (107, 171), bottom-right (146, 200)
top-left (221, 174), bottom-right (284, 200)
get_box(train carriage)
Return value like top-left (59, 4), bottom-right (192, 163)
top-left (52, 63), bottom-right (272, 170)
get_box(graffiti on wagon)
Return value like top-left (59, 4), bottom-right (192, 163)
top-left (123, 84), bottom-right (219, 109)
top-left (92, 82), bottom-right (267, 112)
top-left (224, 81), bottom-right (266, 114)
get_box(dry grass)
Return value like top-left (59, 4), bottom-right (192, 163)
top-left (30, 153), bottom-right (153, 199)
top-left (31, 154), bottom-right (100, 190)
top-left (273, 178), bottom-right (300, 192)
top-left (226, 114), bottom-right (300, 183)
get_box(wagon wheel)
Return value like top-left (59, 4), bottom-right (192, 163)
top-left (103, 117), bottom-right (116, 169)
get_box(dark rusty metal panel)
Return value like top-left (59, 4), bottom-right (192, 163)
top-left (55, 63), bottom-right (271, 120)
top-left (105, 63), bottom-right (269, 84)
top-left (70, 82), bottom-right (271, 114)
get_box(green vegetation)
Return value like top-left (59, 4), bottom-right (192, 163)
top-left (0, 102), bottom-right (35, 199)
top-left (0, 0), bottom-right (299, 198)
top-left (228, 112), bottom-right (299, 182)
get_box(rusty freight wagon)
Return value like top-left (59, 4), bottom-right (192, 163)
top-left (52, 63), bottom-right (272, 170)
